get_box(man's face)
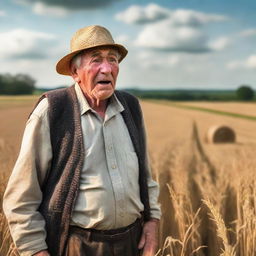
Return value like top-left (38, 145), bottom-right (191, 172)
top-left (72, 47), bottom-right (119, 104)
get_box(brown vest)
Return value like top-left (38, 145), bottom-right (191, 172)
top-left (37, 85), bottom-right (150, 256)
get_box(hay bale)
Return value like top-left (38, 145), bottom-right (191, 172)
top-left (206, 125), bottom-right (236, 143)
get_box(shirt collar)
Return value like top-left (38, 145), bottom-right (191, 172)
top-left (74, 83), bottom-right (124, 116)
top-left (74, 83), bottom-right (91, 115)
top-left (105, 93), bottom-right (124, 121)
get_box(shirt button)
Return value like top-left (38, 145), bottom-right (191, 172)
top-left (119, 212), bottom-right (124, 217)
top-left (108, 145), bottom-right (112, 151)
top-left (111, 164), bottom-right (116, 169)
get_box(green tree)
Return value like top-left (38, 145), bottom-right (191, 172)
top-left (0, 73), bottom-right (35, 95)
top-left (236, 85), bottom-right (254, 101)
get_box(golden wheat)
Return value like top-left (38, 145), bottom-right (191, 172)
top-left (1, 99), bottom-right (256, 255)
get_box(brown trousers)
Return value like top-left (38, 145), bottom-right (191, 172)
top-left (65, 219), bottom-right (143, 256)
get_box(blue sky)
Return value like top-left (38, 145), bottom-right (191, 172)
top-left (1, 0), bottom-right (256, 89)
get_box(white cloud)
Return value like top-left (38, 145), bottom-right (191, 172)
top-left (227, 61), bottom-right (242, 69)
top-left (0, 29), bottom-right (56, 60)
top-left (114, 34), bottom-right (130, 45)
top-left (0, 10), bottom-right (6, 16)
top-left (14, 0), bottom-right (70, 16)
top-left (239, 29), bottom-right (256, 37)
top-left (137, 51), bottom-right (181, 69)
top-left (227, 55), bottom-right (256, 70)
top-left (32, 2), bottom-right (69, 17)
top-left (115, 3), bottom-right (169, 24)
top-left (116, 4), bottom-right (228, 26)
top-left (167, 56), bottom-right (180, 66)
top-left (117, 4), bottom-right (229, 53)
top-left (246, 55), bottom-right (256, 68)
top-left (135, 19), bottom-right (210, 53)
top-left (171, 9), bottom-right (228, 27)
top-left (209, 37), bottom-right (231, 51)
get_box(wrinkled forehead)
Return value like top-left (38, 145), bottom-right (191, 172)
top-left (84, 46), bottom-right (120, 58)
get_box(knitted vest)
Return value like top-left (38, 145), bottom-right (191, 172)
top-left (37, 85), bottom-right (150, 256)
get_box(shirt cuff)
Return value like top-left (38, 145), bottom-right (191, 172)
top-left (150, 206), bottom-right (161, 220)
top-left (17, 239), bottom-right (48, 256)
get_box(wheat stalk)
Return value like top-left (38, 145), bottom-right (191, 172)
top-left (203, 199), bottom-right (236, 256)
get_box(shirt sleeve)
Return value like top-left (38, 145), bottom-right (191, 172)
top-left (3, 98), bottom-right (52, 256)
top-left (142, 118), bottom-right (162, 220)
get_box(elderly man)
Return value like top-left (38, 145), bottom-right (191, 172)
top-left (3, 25), bottom-right (161, 256)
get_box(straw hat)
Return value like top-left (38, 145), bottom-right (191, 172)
top-left (56, 25), bottom-right (128, 75)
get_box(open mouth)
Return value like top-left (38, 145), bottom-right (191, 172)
top-left (97, 80), bottom-right (111, 85)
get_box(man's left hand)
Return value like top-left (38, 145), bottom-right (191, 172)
top-left (138, 218), bottom-right (159, 256)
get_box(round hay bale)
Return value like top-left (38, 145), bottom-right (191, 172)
top-left (206, 125), bottom-right (236, 143)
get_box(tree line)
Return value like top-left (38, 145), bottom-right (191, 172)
top-left (128, 85), bottom-right (255, 101)
top-left (0, 73), bottom-right (35, 95)
top-left (0, 73), bottom-right (254, 101)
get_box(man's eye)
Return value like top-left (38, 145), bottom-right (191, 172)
top-left (109, 57), bottom-right (118, 63)
top-left (92, 58), bottom-right (101, 63)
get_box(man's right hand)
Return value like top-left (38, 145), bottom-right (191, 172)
top-left (33, 250), bottom-right (50, 256)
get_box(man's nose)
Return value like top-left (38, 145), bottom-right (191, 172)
top-left (100, 60), bottom-right (112, 73)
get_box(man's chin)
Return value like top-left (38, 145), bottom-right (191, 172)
top-left (93, 89), bottom-right (114, 101)
top-left (97, 94), bottom-right (113, 102)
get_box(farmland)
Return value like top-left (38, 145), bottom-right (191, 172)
top-left (179, 101), bottom-right (256, 117)
top-left (1, 96), bottom-right (256, 255)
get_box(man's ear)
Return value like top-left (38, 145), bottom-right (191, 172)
top-left (70, 64), bottom-right (80, 83)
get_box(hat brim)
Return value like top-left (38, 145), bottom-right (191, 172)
top-left (56, 43), bottom-right (128, 76)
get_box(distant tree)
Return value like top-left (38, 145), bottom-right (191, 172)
top-left (0, 73), bottom-right (35, 95)
top-left (236, 85), bottom-right (254, 101)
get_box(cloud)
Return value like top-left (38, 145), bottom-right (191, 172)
top-left (135, 19), bottom-right (210, 53)
top-left (138, 51), bottom-right (180, 69)
top-left (115, 3), bottom-right (228, 26)
top-left (247, 55), bottom-right (256, 68)
top-left (239, 29), bottom-right (256, 37)
top-left (115, 3), bottom-right (169, 24)
top-left (170, 9), bottom-right (228, 27)
top-left (32, 2), bottom-right (69, 17)
top-left (0, 10), bottom-right (6, 16)
top-left (116, 4), bottom-right (229, 53)
top-left (14, 0), bottom-right (120, 12)
top-left (227, 61), bottom-right (243, 69)
top-left (227, 55), bottom-right (256, 70)
top-left (0, 29), bottom-right (56, 60)
top-left (114, 34), bottom-right (130, 45)
top-left (209, 37), bottom-right (231, 51)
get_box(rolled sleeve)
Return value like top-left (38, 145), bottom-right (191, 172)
top-left (3, 99), bottom-right (52, 255)
top-left (146, 155), bottom-right (161, 220)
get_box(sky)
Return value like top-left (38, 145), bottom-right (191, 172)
top-left (1, 0), bottom-right (256, 90)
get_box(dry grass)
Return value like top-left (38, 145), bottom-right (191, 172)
top-left (1, 98), bottom-right (256, 255)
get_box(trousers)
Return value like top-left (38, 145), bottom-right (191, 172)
top-left (65, 219), bottom-right (143, 256)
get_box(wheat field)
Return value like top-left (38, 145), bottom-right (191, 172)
top-left (1, 97), bottom-right (256, 255)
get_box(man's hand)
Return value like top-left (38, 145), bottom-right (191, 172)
top-left (33, 250), bottom-right (50, 256)
top-left (138, 218), bottom-right (159, 256)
